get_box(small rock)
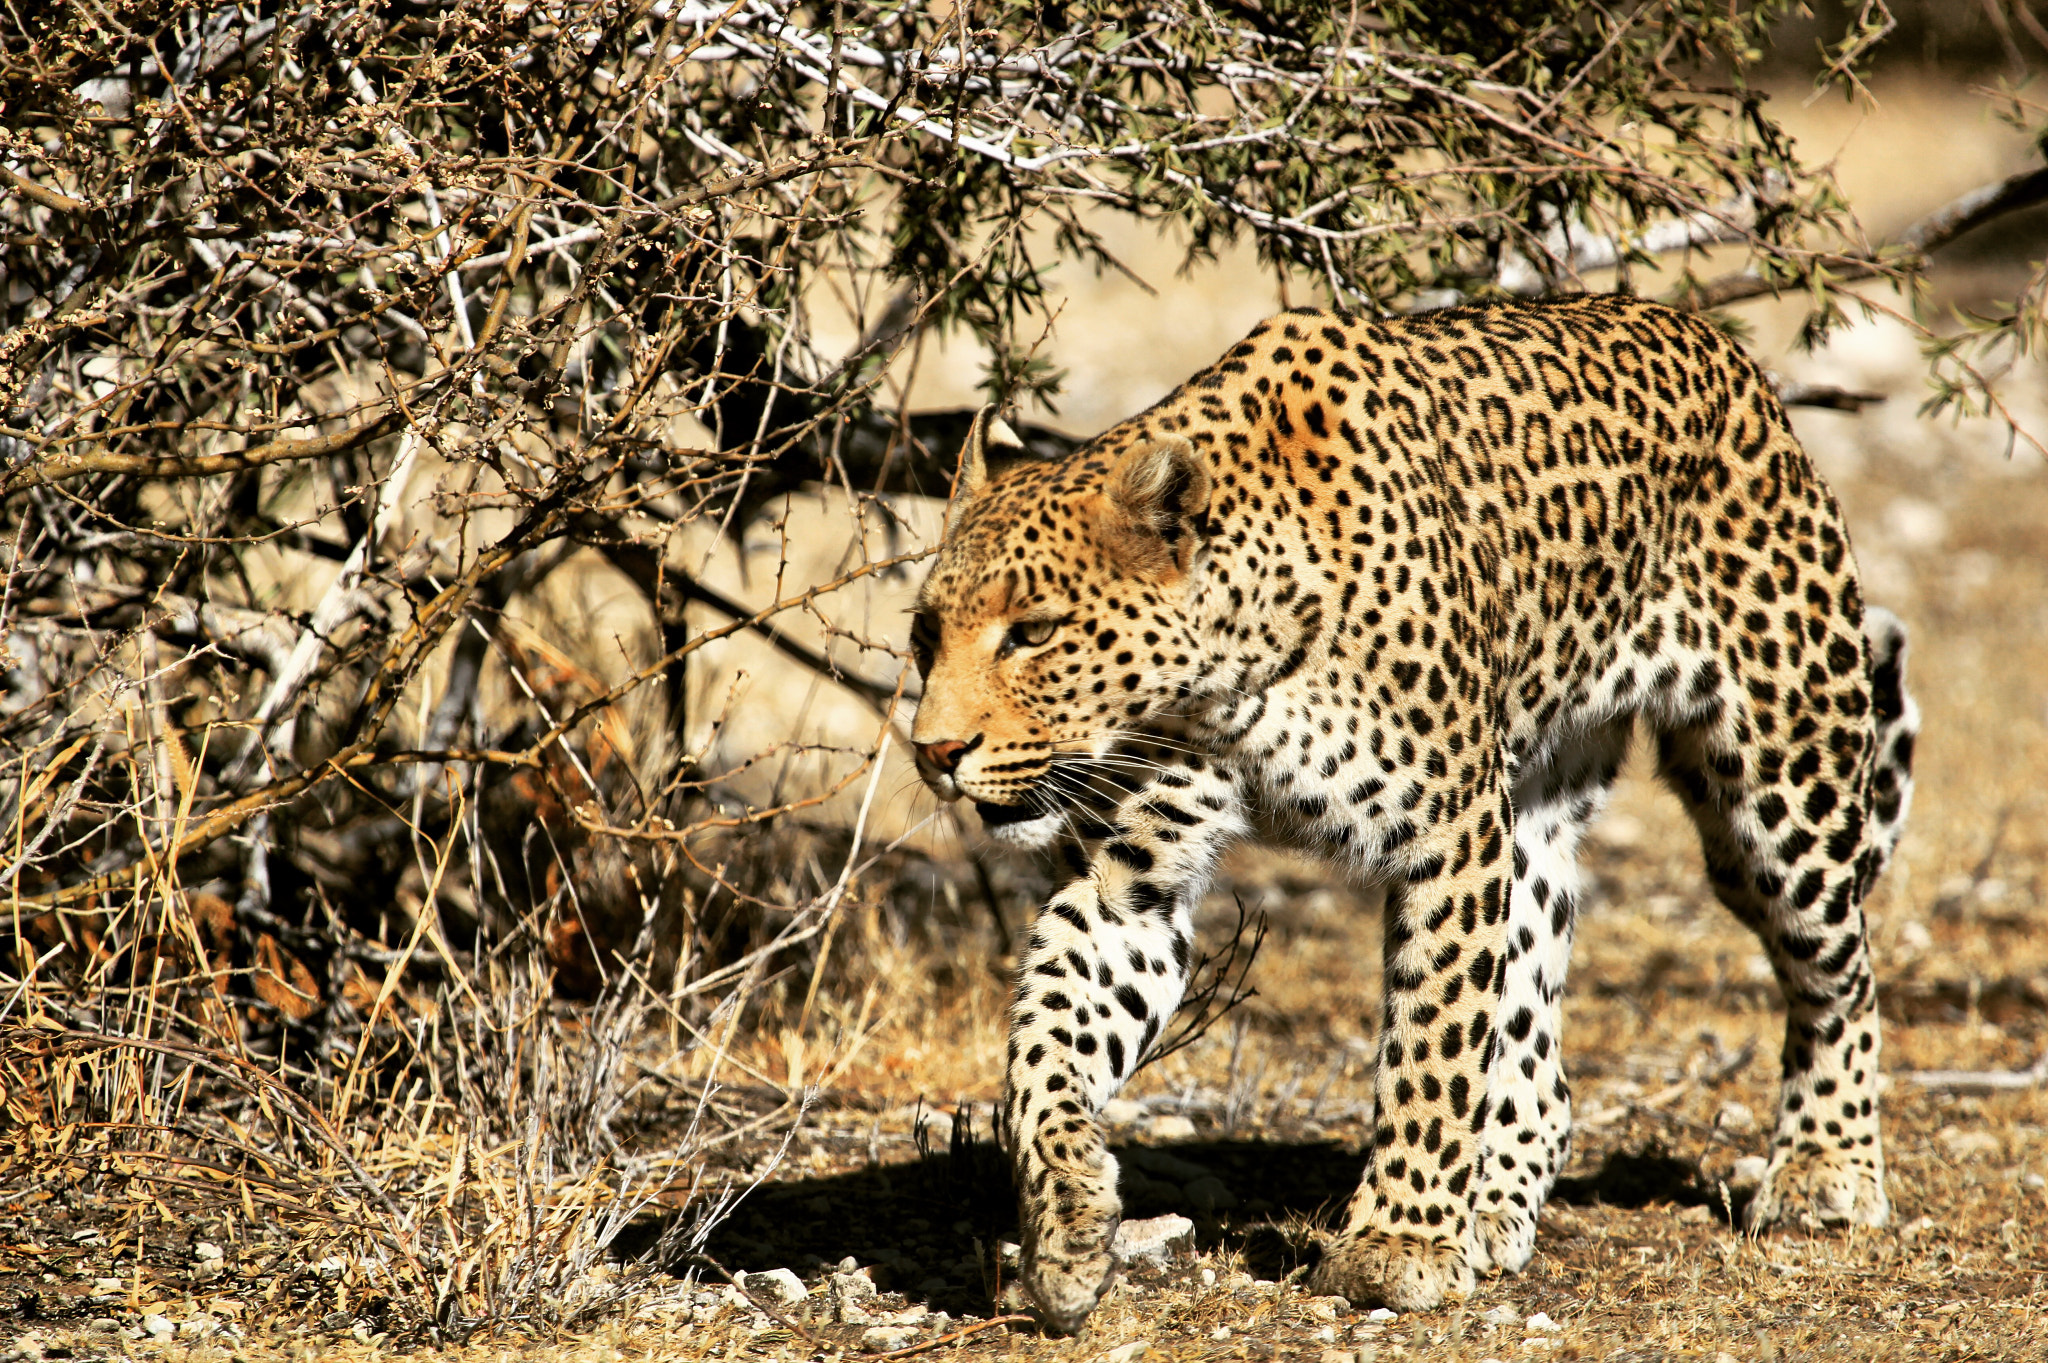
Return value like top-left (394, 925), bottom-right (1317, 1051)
top-left (886, 1305), bottom-right (930, 1325)
top-left (92, 1278), bottom-right (124, 1293)
top-left (1147, 1113), bottom-right (1198, 1141)
top-left (314, 1256), bottom-right (348, 1281)
top-left (1101, 1098), bottom-right (1146, 1124)
top-left (1184, 1175), bottom-right (1238, 1216)
top-left (1937, 1127), bottom-right (2001, 1161)
top-left (1114, 1214), bottom-right (1195, 1266)
top-left (829, 1268), bottom-right (878, 1323)
top-left (1728, 1156), bottom-right (1770, 1189)
top-left (1318, 1349), bottom-right (1352, 1363)
top-left (1679, 1203), bottom-right (1714, 1224)
top-left (997, 1241), bottom-right (1022, 1266)
top-left (1097, 1343), bottom-right (1151, 1363)
top-left (1714, 1101), bottom-right (1756, 1135)
top-left (1209, 1326), bottom-right (1231, 1340)
top-left (1715, 1353), bottom-right (1741, 1363)
top-left (180, 1316), bottom-right (219, 1340)
top-left (1303, 1295), bottom-right (1345, 1321)
top-left (1199, 1267), bottom-right (1216, 1286)
top-left (2023, 1172), bottom-right (2045, 1191)
top-left (1367, 1307), bottom-right (1398, 1322)
top-left (837, 1255), bottom-right (860, 1271)
top-left (1525, 1311), bottom-right (1562, 1333)
top-left (737, 1267), bottom-right (807, 1306)
top-left (1314, 1325), bottom-right (1339, 1343)
top-left (89, 1320), bottom-right (121, 1334)
top-left (194, 1241), bottom-right (224, 1262)
top-left (862, 1325), bottom-right (919, 1351)
top-left (1481, 1304), bottom-right (1518, 1325)
top-left (142, 1315), bottom-right (176, 1341)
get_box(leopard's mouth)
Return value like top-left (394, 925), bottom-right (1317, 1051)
top-left (966, 776), bottom-right (1070, 849)
top-left (974, 798), bottom-right (1045, 827)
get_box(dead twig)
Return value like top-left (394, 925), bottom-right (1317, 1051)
top-left (1901, 1050), bottom-right (2048, 1094)
top-left (869, 1314), bottom-right (1036, 1357)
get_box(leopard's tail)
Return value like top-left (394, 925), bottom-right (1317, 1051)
top-left (1861, 605), bottom-right (1919, 882)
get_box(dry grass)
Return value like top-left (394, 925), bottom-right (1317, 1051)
top-left (7, 70), bottom-right (2048, 1363)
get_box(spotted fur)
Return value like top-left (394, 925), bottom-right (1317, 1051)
top-left (908, 296), bottom-right (1918, 1332)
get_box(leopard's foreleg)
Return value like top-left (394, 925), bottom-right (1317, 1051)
top-left (1311, 772), bottom-right (1514, 1312)
top-left (1002, 753), bottom-right (1246, 1334)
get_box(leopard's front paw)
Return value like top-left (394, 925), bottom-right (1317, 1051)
top-left (1021, 1226), bottom-right (1121, 1336)
top-left (1467, 1206), bottom-right (1538, 1277)
top-left (1310, 1228), bottom-right (1473, 1311)
top-left (1745, 1147), bottom-right (1888, 1232)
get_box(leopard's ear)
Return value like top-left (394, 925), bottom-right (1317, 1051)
top-left (1106, 436), bottom-right (1210, 547)
top-left (946, 406), bottom-right (1027, 531)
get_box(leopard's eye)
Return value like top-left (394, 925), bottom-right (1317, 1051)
top-left (1001, 618), bottom-right (1058, 656)
top-left (910, 612), bottom-right (939, 675)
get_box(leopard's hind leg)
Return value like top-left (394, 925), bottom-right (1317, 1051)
top-left (1651, 596), bottom-right (1915, 1233)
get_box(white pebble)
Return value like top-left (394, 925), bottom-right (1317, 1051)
top-left (1367, 1306), bottom-right (1398, 1321)
top-left (1525, 1311), bottom-right (1562, 1332)
top-left (1113, 1214), bottom-right (1195, 1266)
top-left (1482, 1304), bottom-right (1519, 1324)
top-left (861, 1326), bottom-right (919, 1351)
top-left (736, 1268), bottom-right (806, 1306)
top-left (1714, 1101), bottom-right (1756, 1134)
top-left (142, 1315), bottom-right (175, 1341)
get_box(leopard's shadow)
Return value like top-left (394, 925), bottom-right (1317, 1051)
top-left (620, 1131), bottom-right (1363, 1312)
top-left (628, 1131), bottom-right (1725, 1314)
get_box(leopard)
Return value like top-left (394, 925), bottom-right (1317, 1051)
top-left (906, 294), bottom-right (1919, 1334)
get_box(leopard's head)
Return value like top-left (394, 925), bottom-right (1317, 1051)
top-left (909, 409), bottom-right (1211, 846)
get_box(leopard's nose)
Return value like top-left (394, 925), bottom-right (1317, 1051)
top-left (917, 738), bottom-right (970, 773)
